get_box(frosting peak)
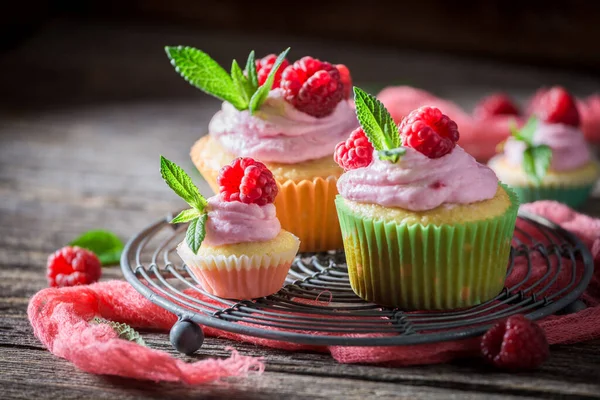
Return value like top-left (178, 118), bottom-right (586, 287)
top-left (337, 146), bottom-right (499, 211)
top-left (208, 89), bottom-right (358, 164)
top-left (203, 196), bottom-right (281, 247)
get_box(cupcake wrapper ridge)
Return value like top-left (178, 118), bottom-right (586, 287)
top-left (507, 182), bottom-right (595, 209)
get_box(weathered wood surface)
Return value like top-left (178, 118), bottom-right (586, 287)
top-left (1, 19), bottom-right (600, 400)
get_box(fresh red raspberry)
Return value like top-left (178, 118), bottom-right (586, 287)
top-left (217, 157), bottom-right (278, 206)
top-left (256, 54), bottom-right (290, 89)
top-left (280, 56), bottom-right (344, 118)
top-left (47, 246), bottom-right (102, 288)
top-left (336, 64), bottom-right (352, 99)
top-left (473, 93), bottom-right (520, 120)
top-left (481, 315), bottom-right (549, 370)
top-left (334, 128), bottom-right (374, 170)
top-left (534, 86), bottom-right (580, 127)
top-left (399, 106), bottom-right (459, 159)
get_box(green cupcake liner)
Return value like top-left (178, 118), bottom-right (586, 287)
top-left (508, 183), bottom-right (595, 209)
top-left (335, 184), bottom-right (519, 310)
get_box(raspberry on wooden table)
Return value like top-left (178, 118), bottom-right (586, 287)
top-left (481, 314), bottom-right (550, 370)
top-left (218, 157), bottom-right (278, 206)
top-left (473, 93), bottom-right (520, 120)
top-left (256, 54), bottom-right (290, 89)
top-left (280, 56), bottom-right (345, 118)
top-left (47, 246), bottom-right (102, 288)
top-left (399, 106), bottom-right (459, 159)
top-left (334, 127), bottom-right (374, 170)
top-left (533, 86), bottom-right (580, 127)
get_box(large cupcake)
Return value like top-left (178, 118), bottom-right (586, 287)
top-left (489, 86), bottom-right (599, 208)
top-left (165, 46), bottom-right (358, 252)
top-left (334, 88), bottom-right (519, 310)
top-left (160, 155), bottom-right (300, 300)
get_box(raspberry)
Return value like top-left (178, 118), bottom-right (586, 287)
top-left (534, 86), bottom-right (580, 127)
top-left (334, 128), bottom-right (374, 170)
top-left (256, 54), bottom-right (290, 89)
top-left (473, 93), bottom-right (520, 120)
top-left (217, 157), bottom-right (278, 206)
top-left (399, 106), bottom-right (459, 159)
top-left (336, 64), bottom-right (352, 99)
top-left (280, 56), bottom-right (344, 118)
top-left (47, 246), bottom-right (102, 288)
top-left (481, 315), bottom-right (549, 370)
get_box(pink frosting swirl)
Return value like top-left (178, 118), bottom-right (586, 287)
top-left (503, 122), bottom-right (591, 171)
top-left (203, 196), bottom-right (281, 247)
top-left (208, 89), bottom-right (358, 164)
top-left (337, 146), bottom-right (499, 211)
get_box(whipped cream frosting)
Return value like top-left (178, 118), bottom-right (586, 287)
top-left (337, 146), bottom-right (499, 211)
top-left (203, 196), bottom-right (281, 247)
top-left (208, 89), bottom-right (358, 164)
top-left (503, 122), bottom-right (591, 171)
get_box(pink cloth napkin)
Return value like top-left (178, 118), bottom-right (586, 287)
top-left (28, 201), bottom-right (600, 383)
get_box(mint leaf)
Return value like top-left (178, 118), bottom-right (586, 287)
top-left (91, 317), bottom-right (146, 346)
top-left (353, 87), bottom-right (400, 151)
top-left (171, 208), bottom-right (203, 224)
top-left (165, 46), bottom-right (247, 110)
top-left (523, 144), bottom-right (552, 185)
top-left (160, 156), bottom-right (207, 212)
top-left (245, 50), bottom-right (259, 91)
top-left (231, 59), bottom-right (253, 105)
top-left (186, 213), bottom-right (208, 254)
top-left (378, 147), bottom-right (407, 163)
top-left (249, 47), bottom-right (290, 114)
top-left (511, 116), bottom-right (538, 146)
top-left (70, 230), bottom-right (124, 266)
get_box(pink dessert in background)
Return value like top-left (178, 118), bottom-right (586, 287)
top-left (208, 89), bottom-right (358, 164)
top-left (336, 146), bottom-right (499, 211)
top-left (502, 122), bottom-right (592, 171)
top-left (203, 196), bottom-right (281, 247)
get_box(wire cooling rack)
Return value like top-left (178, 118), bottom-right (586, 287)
top-left (121, 210), bottom-right (593, 353)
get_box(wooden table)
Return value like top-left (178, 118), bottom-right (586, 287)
top-left (1, 19), bottom-right (600, 400)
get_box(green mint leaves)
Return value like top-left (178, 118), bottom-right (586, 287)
top-left (160, 156), bottom-right (208, 254)
top-left (165, 46), bottom-right (290, 114)
top-left (353, 87), bottom-right (403, 163)
top-left (91, 317), bottom-right (146, 346)
top-left (510, 116), bottom-right (552, 185)
top-left (70, 230), bottom-right (125, 266)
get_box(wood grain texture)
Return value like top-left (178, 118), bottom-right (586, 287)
top-left (1, 20), bottom-right (600, 399)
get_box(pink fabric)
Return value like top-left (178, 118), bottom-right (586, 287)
top-left (28, 201), bottom-right (600, 379)
top-left (377, 86), bottom-right (600, 161)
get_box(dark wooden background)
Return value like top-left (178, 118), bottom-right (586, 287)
top-left (1, 6), bottom-right (600, 400)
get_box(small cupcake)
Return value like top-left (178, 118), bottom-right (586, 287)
top-left (165, 46), bottom-right (358, 252)
top-left (334, 88), bottom-right (519, 310)
top-left (489, 86), bottom-right (600, 208)
top-left (160, 155), bottom-right (299, 299)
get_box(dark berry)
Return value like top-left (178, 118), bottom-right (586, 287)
top-left (217, 157), bottom-right (278, 206)
top-left (47, 246), bottom-right (102, 288)
top-left (334, 127), bottom-right (374, 170)
top-left (399, 106), bottom-right (459, 159)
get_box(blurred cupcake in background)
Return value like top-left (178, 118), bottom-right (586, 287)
top-left (489, 86), bottom-right (600, 208)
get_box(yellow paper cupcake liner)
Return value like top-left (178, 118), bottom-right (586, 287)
top-left (335, 184), bottom-right (519, 310)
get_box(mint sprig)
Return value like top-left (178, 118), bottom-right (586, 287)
top-left (160, 156), bottom-right (208, 254)
top-left (70, 230), bottom-right (124, 266)
top-left (165, 46), bottom-right (290, 114)
top-left (510, 116), bottom-right (552, 185)
top-left (353, 87), bottom-right (404, 163)
top-left (91, 317), bottom-right (146, 346)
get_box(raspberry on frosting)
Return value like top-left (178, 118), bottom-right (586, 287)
top-left (280, 56), bottom-right (345, 118)
top-left (334, 127), bottom-right (374, 170)
top-left (473, 93), bottom-right (520, 120)
top-left (533, 86), bottom-right (580, 127)
top-left (256, 54), bottom-right (290, 89)
top-left (399, 106), bottom-right (459, 159)
top-left (336, 64), bottom-right (352, 99)
top-left (217, 157), bottom-right (278, 206)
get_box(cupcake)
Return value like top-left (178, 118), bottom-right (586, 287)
top-left (489, 86), bottom-right (600, 208)
top-left (165, 46), bottom-right (358, 252)
top-left (160, 155), bottom-right (300, 299)
top-left (334, 88), bottom-right (519, 310)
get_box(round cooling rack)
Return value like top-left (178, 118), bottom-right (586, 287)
top-left (121, 210), bottom-right (594, 353)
